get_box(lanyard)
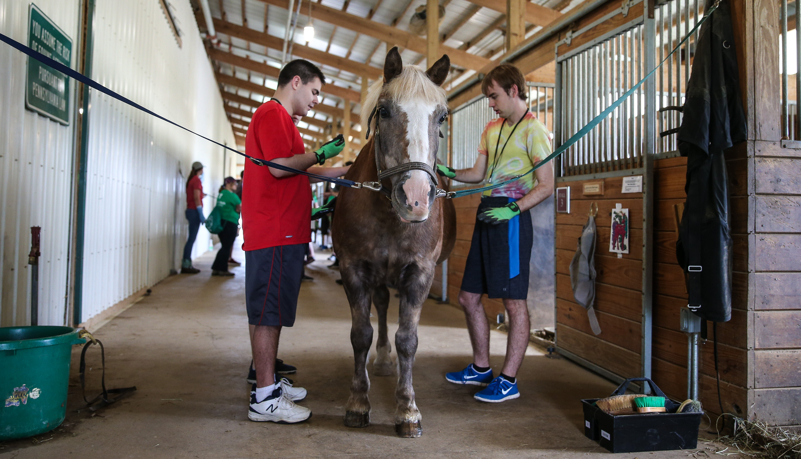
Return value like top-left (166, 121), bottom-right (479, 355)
top-left (488, 109), bottom-right (529, 183)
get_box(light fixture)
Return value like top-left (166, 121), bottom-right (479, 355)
top-left (303, 0), bottom-right (314, 43)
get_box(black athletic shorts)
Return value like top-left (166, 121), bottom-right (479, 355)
top-left (460, 196), bottom-right (533, 299)
top-left (245, 244), bottom-right (305, 326)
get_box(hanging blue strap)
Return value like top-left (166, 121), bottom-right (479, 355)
top-left (507, 197), bottom-right (520, 279)
top-left (0, 31), bottom-right (358, 189)
top-left (449, 2), bottom-right (719, 199)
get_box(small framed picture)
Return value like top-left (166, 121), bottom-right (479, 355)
top-left (609, 206), bottom-right (630, 255)
top-left (556, 187), bottom-right (570, 213)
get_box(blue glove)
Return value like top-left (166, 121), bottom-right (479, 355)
top-left (197, 207), bottom-right (206, 224)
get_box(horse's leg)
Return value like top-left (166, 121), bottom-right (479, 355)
top-left (372, 284), bottom-right (394, 376)
top-left (394, 264), bottom-right (432, 438)
top-left (343, 270), bottom-right (374, 428)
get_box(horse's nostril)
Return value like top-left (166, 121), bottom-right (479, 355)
top-left (415, 201), bottom-right (419, 206)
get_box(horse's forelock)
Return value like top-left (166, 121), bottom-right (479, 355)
top-left (361, 66), bottom-right (448, 136)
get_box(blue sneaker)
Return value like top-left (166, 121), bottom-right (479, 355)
top-left (474, 376), bottom-right (520, 403)
top-left (445, 364), bottom-right (494, 386)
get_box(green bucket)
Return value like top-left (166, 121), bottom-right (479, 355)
top-left (0, 326), bottom-right (85, 441)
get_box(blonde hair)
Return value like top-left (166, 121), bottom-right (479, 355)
top-left (361, 66), bottom-right (448, 135)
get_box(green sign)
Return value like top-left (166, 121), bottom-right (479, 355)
top-left (26, 4), bottom-right (72, 125)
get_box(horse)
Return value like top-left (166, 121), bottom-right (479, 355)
top-left (331, 47), bottom-right (456, 438)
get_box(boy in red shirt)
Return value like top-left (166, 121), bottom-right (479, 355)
top-left (243, 59), bottom-right (348, 423)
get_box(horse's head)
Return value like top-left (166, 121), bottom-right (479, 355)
top-left (363, 47), bottom-right (450, 223)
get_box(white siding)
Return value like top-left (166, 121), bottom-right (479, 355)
top-left (0, 0), bottom-right (236, 326)
top-left (80, 0), bottom-right (235, 322)
top-left (0, 0), bottom-right (80, 327)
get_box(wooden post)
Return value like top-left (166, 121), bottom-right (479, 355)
top-left (360, 76), bottom-right (369, 143)
top-left (343, 100), bottom-right (352, 161)
top-left (506, 0), bottom-right (525, 51)
top-left (426, 0), bottom-right (439, 68)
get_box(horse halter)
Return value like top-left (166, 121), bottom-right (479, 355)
top-left (360, 105), bottom-right (449, 199)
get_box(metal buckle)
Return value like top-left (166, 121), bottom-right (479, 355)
top-left (435, 188), bottom-right (455, 199)
top-left (359, 181), bottom-right (384, 192)
top-left (687, 265), bottom-right (702, 272)
top-left (687, 304), bottom-right (701, 312)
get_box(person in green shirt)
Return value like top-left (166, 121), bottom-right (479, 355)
top-left (212, 177), bottom-right (242, 276)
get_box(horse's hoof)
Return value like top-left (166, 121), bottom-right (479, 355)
top-left (395, 420), bottom-right (422, 438)
top-left (344, 411), bottom-right (370, 428)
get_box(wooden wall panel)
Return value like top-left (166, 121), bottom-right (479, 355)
top-left (556, 274), bottom-right (642, 322)
top-left (755, 158), bottom-right (801, 194)
top-left (653, 327), bottom-right (748, 387)
top-left (754, 311), bottom-right (801, 349)
top-left (556, 249), bottom-right (643, 291)
top-left (654, 294), bottom-right (748, 349)
top-left (557, 225), bottom-right (644, 260)
top-left (756, 196), bottom-right (801, 232)
top-left (557, 299), bottom-right (641, 353)
top-left (752, 388), bottom-right (801, 425)
top-left (557, 324), bottom-right (642, 377)
top-left (754, 350), bottom-right (801, 388)
top-left (755, 273), bottom-right (801, 310)
top-left (755, 235), bottom-right (801, 271)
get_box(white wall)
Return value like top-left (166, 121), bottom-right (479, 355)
top-left (0, 0), bottom-right (236, 326)
top-left (0, 0), bottom-right (80, 327)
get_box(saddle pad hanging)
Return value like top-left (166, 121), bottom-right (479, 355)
top-left (569, 211), bottom-right (602, 335)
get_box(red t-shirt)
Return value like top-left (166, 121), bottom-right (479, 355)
top-left (186, 175), bottom-right (203, 209)
top-left (241, 101), bottom-right (311, 251)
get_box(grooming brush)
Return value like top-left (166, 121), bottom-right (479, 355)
top-left (595, 394), bottom-right (645, 415)
top-left (634, 396), bottom-right (666, 413)
top-left (677, 399), bottom-right (703, 413)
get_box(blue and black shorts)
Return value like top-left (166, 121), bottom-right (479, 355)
top-left (245, 244), bottom-right (305, 326)
top-left (460, 196), bottom-right (533, 300)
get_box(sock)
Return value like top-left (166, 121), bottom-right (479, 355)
top-left (255, 383), bottom-right (277, 402)
top-left (472, 364), bottom-right (491, 373)
top-left (500, 373), bottom-right (516, 383)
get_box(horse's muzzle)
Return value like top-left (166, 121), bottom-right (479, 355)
top-left (391, 171), bottom-right (436, 223)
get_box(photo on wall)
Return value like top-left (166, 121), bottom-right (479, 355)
top-left (609, 206), bottom-right (629, 255)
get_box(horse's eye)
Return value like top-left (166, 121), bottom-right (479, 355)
top-left (438, 114), bottom-right (447, 125)
top-left (379, 107), bottom-right (390, 118)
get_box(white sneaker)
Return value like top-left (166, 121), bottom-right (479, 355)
top-left (248, 387), bottom-right (311, 424)
top-left (250, 378), bottom-right (306, 402)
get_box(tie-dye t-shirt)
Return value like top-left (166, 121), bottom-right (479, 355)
top-left (478, 112), bottom-right (551, 199)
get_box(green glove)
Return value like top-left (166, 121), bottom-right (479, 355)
top-left (311, 196), bottom-right (337, 220)
top-left (436, 164), bottom-right (456, 178)
top-left (477, 201), bottom-right (521, 225)
top-left (315, 134), bottom-right (346, 165)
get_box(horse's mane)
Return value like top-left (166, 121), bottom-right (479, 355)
top-left (360, 65), bottom-right (448, 136)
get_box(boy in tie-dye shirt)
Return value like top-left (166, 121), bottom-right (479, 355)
top-left (438, 64), bottom-right (554, 404)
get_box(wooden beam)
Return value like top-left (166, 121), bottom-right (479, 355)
top-left (506, 0), bottom-right (525, 50)
top-left (225, 105), bottom-right (255, 120)
top-left (459, 15), bottom-right (504, 51)
top-left (464, 0), bottom-right (562, 28)
top-left (427, 0), bottom-right (439, 68)
top-left (210, 48), bottom-right (362, 102)
top-left (343, 100), bottom-right (352, 161)
top-left (252, 0), bottom-right (491, 71)
top-left (232, 125), bottom-right (248, 136)
top-left (221, 90), bottom-right (263, 109)
top-left (221, 91), bottom-right (342, 130)
top-left (213, 19), bottom-right (384, 80)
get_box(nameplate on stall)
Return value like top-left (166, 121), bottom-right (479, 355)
top-left (582, 181), bottom-right (604, 196)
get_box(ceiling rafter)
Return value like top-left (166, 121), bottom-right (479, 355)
top-left (463, 0), bottom-right (562, 28)
top-left (251, 0), bottom-right (491, 71)
top-left (210, 47), bottom-right (362, 101)
top-left (214, 19), bottom-right (384, 79)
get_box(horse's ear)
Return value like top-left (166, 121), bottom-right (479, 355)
top-left (384, 47), bottom-right (403, 84)
top-left (425, 54), bottom-right (450, 87)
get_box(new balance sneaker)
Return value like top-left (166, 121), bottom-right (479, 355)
top-left (248, 387), bottom-right (311, 424)
top-left (250, 378), bottom-right (305, 402)
top-left (474, 376), bottom-right (520, 403)
top-left (445, 364), bottom-right (494, 386)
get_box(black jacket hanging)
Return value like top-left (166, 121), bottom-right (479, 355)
top-left (675, 0), bottom-right (747, 323)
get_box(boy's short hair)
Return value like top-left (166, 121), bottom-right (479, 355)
top-left (278, 59), bottom-right (326, 88)
top-left (481, 64), bottom-right (527, 101)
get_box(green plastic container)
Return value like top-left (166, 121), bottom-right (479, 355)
top-left (0, 326), bottom-right (85, 441)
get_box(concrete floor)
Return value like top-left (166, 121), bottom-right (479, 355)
top-left (1, 242), bottom-right (741, 458)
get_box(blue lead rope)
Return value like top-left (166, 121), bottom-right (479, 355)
top-left (449, 2), bottom-right (719, 199)
top-left (0, 31), bottom-right (358, 189)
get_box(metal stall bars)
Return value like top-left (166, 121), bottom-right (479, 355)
top-left (553, 0), bottom-right (655, 385)
top-left (528, 83), bottom-right (556, 138)
top-left (780, 0), bottom-right (801, 144)
top-left (655, 0), bottom-right (706, 154)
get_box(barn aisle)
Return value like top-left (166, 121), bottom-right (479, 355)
top-left (1, 240), bottom-right (734, 458)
